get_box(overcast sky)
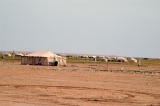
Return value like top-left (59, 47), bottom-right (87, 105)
top-left (0, 0), bottom-right (160, 58)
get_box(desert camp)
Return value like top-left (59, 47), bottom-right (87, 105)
top-left (0, 0), bottom-right (160, 106)
top-left (21, 50), bottom-right (66, 66)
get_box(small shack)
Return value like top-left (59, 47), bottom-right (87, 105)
top-left (21, 51), bottom-right (66, 66)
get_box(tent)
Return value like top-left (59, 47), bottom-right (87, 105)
top-left (129, 58), bottom-right (137, 63)
top-left (21, 50), bottom-right (66, 66)
top-left (116, 57), bottom-right (128, 62)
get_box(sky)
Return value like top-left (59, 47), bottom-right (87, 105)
top-left (0, 0), bottom-right (160, 58)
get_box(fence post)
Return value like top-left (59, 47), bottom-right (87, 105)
top-left (138, 59), bottom-right (141, 71)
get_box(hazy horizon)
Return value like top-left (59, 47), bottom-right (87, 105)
top-left (0, 0), bottom-right (160, 58)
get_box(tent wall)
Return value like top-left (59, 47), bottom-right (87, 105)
top-left (21, 56), bottom-right (66, 66)
top-left (21, 57), bottom-right (48, 65)
top-left (58, 57), bottom-right (67, 66)
top-left (47, 57), bottom-right (67, 66)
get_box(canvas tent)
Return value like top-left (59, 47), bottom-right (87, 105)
top-left (116, 57), bottom-right (128, 62)
top-left (15, 53), bottom-right (24, 57)
top-left (21, 51), bottom-right (66, 66)
top-left (129, 57), bottom-right (137, 63)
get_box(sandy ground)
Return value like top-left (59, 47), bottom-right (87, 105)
top-left (0, 62), bottom-right (160, 106)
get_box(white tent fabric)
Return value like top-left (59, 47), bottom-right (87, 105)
top-left (26, 50), bottom-right (57, 57)
top-left (117, 57), bottom-right (128, 62)
top-left (22, 50), bottom-right (67, 66)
